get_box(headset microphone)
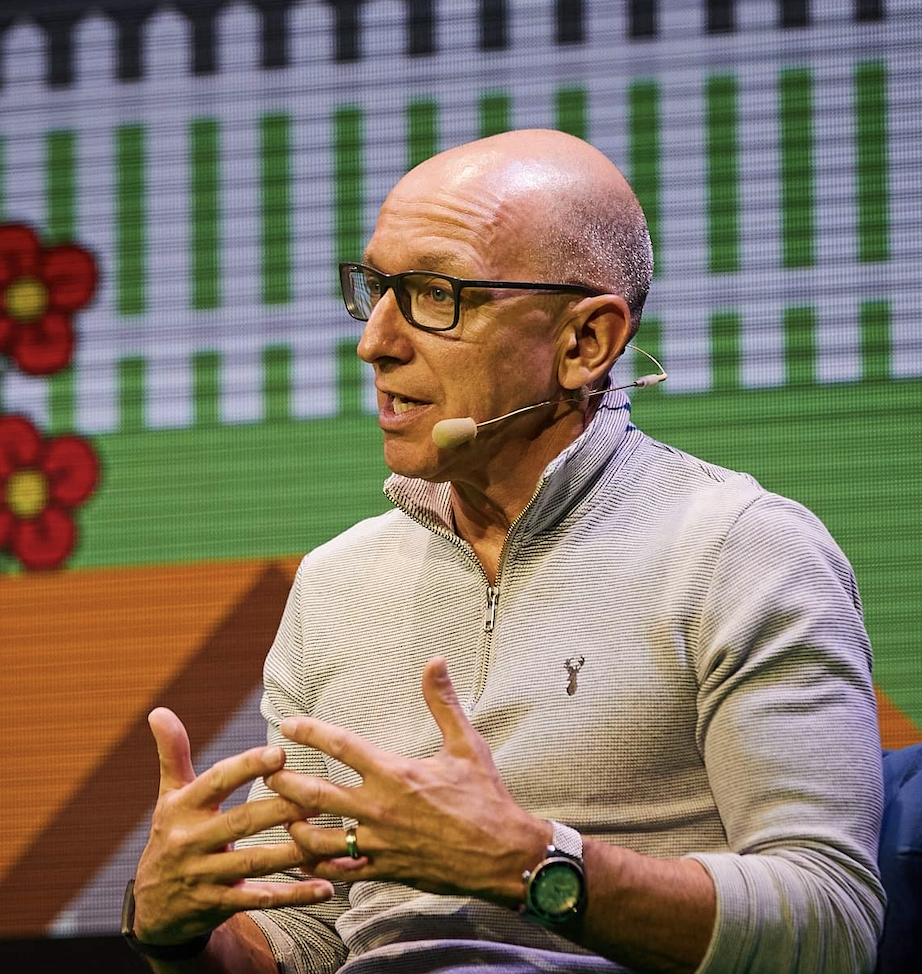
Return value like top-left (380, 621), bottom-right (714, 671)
top-left (431, 344), bottom-right (667, 450)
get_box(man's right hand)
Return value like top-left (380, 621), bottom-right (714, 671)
top-left (132, 707), bottom-right (335, 947)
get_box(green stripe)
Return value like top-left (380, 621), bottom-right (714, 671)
top-left (263, 345), bottom-right (291, 421)
top-left (407, 99), bottom-right (438, 171)
top-left (555, 87), bottom-right (588, 140)
top-left (118, 356), bottom-right (146, 431)
top-left (783, 305), bottom-right (816, 385)
top-left (193, 351), bottom-right (220, 426)
top-left (711, 311), bottom-right (741, 390)
top-left (479, 92), bottom-right (510, 138)
top-left (779, 68), bottom-right (815, 269)
top-left (629, 80), bottom-right (661, 276)
top-left (190, 118), bottom-right (221, 310)
top-left (705, 76), bottom-right (740, 273)
top-left (116, 124), bottom-right (147, 315)
top-left (46, 130), bottom-right (78, 430)
top-left (48, 366), bottom-right (75, 434)
top-left (335, 106), bottom-right (364, 272)
top-left (338, 338), bottom-right (364, 415)
top-left (261, 113), bottom-right (293, 305)
top-left (860, 299), bottom-right (890, 380)
top-left (46, 130), bottom-right (76, 244)
top-left (855, 62), bottom-right (889, 263)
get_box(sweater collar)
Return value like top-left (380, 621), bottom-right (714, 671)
top-left (383, 389), bottom-right (634, 538)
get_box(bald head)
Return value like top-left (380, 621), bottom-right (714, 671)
top-left (397, 129), bottom-right (653, 336)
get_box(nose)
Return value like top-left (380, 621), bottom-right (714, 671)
top-left (356, 289), bottom-right (414, 366)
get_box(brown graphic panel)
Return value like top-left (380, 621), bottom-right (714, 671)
top-left (0, 558), bottom-right (299, 937)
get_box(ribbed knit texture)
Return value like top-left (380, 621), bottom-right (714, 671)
top-left (239, 391), bottom-right (885, 974)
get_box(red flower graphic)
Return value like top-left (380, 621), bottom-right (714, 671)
top-left (0, 415), bottom-right (100, 570)
top-left (0, 223), bottom-right (97, 376)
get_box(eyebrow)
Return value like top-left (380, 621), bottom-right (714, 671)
top-left (362, 250), bottom-right (468, 276)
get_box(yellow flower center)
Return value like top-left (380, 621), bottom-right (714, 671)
top-left (5, 469), bottom-right (49, 519)
top-left (4, 276), bottom-right (49, 323)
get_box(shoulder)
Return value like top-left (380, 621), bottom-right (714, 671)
top-left (297, 508), bottom-right (424, 575)
top-left (289, 507), bottom-right (438, 603)
top-left (611, 432), bottom-right (768, 546)
top-left (717, 490), bottom-right (862, 608)
top-left (612, 433), bottom-right (859, 600)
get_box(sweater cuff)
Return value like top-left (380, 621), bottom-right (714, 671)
top-left (682, 852), bottom-right (755, 974)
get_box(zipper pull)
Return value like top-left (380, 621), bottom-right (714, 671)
top-left (484, 586), bottom-right (499, 633)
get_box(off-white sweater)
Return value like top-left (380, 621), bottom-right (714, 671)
top-left (241, 391), bottom-right (885, 974)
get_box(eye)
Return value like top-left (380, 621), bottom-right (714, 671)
top-left (425, 285), bottom-right (450, 304)
top-left (368, 277), bottom-right (384, 297)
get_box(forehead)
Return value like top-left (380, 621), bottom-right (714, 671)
top-left (364, 166), bottom-right (537, 279)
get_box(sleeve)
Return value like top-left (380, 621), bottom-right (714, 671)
top-left (686, 494), bottom-right (886, 974)
top-left (233, 559), bottom-right (350, 974)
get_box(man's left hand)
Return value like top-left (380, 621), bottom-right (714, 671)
top-left (264, 656), bottom-right (551, 905)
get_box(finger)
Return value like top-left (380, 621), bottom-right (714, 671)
top-left (310, 858), bottom-right (375, 882)
top-left (218, 878), bottom-right (335, 912)
top-left (181, 745), bottom-right (287, 810)
top-left (205, 841), bottom-right (308, 882)
top-left (149, 708), bottom-right (196, 797)
top-left (421, 657), bottom-right (476, 752)
top-left (193, 796), bottom-right (318, 851)
top-left (287, 820), bottom-right (371, 862)
top-left (264, 769), bottom-right (359, 820)
top-left (279, 716), bottom-right (384, 776)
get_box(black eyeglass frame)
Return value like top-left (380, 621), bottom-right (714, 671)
top-left (339, 262), bottom-right (605, 332)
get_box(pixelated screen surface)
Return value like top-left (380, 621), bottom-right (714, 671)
top-left (0, 0), bottom-right (919, 937)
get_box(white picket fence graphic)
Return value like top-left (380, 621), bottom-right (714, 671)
top-left (0, 0), bottom-right (919, 435)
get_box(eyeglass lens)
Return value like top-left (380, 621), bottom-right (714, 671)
top-left (345, 266), bottom-right (457, 331)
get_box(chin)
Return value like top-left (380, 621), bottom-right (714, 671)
top-left (382, 438), bottom-right (451, 483)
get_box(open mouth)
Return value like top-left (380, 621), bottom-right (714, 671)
top-left (390, 394), bottom-right (430, 414)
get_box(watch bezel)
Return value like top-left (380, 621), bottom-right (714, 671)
top-left (523, 847), bottom-right (587, 925)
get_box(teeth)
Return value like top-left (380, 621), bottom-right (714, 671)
top-left (393, 396), bottom-right (421, 414)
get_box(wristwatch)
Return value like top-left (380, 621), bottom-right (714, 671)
top-left (121, 878), bottom-right (212, 961)
top-left (521, 822), bottom-right (586, 926)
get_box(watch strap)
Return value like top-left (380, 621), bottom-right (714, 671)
top-left (550, 820), bottom-right (583, 861)
top-left (121, 879), bottom-right (212, 961)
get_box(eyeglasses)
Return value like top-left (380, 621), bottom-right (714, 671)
top-left (339, 262), bottom-right (604, 332)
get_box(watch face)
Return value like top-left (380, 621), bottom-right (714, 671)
top-left (532, 860), bottom-right (583, 916)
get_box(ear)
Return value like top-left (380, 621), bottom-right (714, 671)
top-left (555, 294), bottom-right (632, 392)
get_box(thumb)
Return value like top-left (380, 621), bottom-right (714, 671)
top-left (148, 707), bottom-right (196, 797)
top-left (421, 657), bottom-right (475, 752)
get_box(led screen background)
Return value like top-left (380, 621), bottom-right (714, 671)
top-left (0, 0), bottom-right (919, 938)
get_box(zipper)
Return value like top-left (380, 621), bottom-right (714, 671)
top-left (390, 476), bottom-right (549, 707)
top-left (484, 585), bottom-right (499, 632)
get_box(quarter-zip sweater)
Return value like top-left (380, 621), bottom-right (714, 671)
top-left (241, 390), bottom-right (885, 974)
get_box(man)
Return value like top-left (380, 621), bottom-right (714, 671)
top-left (126, 130), bottom-right (885, 974)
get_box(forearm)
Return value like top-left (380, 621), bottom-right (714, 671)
top-left (146, 914), bottom-right (278, 974)
top-left (576, 838), bottom-right (715, 974)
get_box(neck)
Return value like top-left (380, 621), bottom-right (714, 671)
top-left (448, 403), bottom-right (589, 582)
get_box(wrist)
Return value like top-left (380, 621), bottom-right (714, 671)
top-left (121, 879), bottom-right (212, 962)
top-left (488, 813), bottom-right (554, 906)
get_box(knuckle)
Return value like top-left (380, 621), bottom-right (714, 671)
top-left (162, 824), bottom-right (196, 859)
top-left (225, 804), bottom-right (254, 840)
top-left (327, 729), bottom-right (349, 760)
top-left (235, 851), bottom-right (260, 877)
top-left (207, 760), bottom-right (230, 793)
top-left (255, 888), bottom-right (274, 909)
top-left (179, 868), bottom-right (200, 892)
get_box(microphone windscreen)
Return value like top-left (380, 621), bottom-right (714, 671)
top-left (432, 417), bottom-right (478, 449)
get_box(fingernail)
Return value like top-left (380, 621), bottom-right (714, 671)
top-left (280, 718), bottom-right (297, 737)
top-left (264, 746), bottom-right (284, 765)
